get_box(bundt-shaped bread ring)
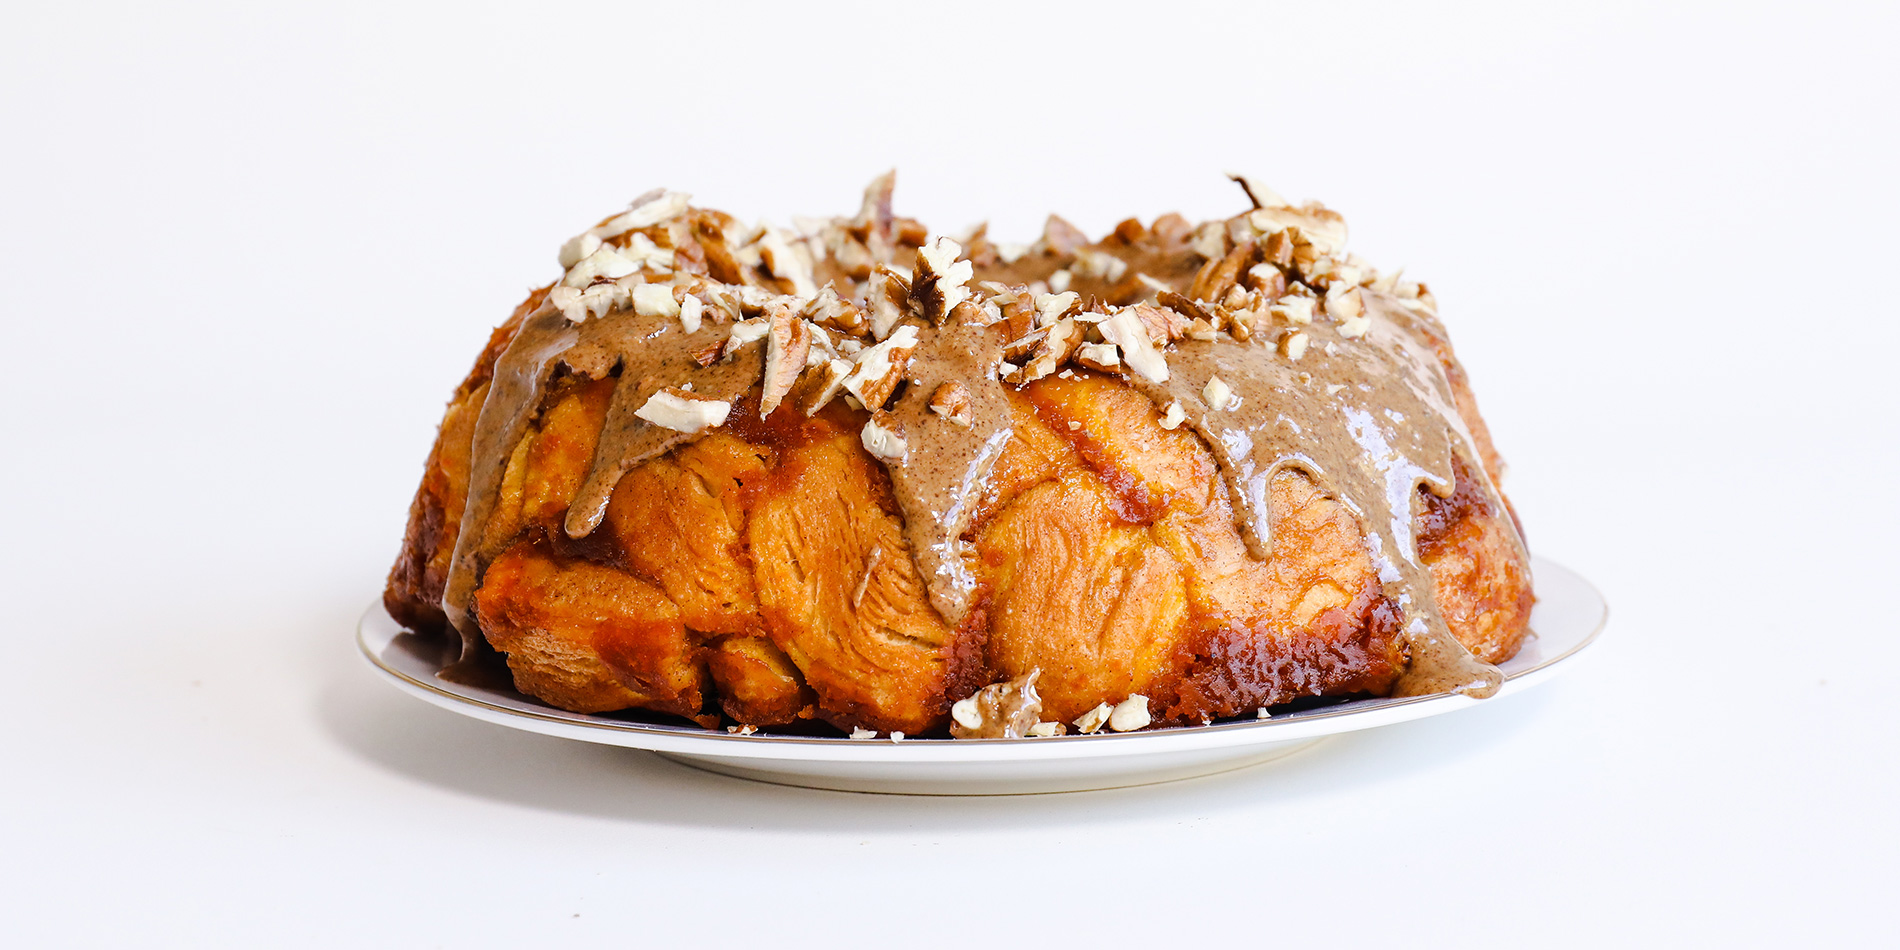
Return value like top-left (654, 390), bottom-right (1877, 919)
top-left (385, 174), bottom-right (1534, 738)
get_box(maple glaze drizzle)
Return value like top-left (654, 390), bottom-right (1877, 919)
top-left (437, 204), bottom-right (1525, 702)
top-left (1125, 292), bottom-right (1518, 697)
top-left (879, 317), bottom-right (1014, 627)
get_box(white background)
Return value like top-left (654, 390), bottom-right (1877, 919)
top-left (3, 1), bottom-right (1896, 945)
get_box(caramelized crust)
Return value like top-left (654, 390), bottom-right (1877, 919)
top-left (745, 410), bottom-right (958, 735)
top-left (606, 430), bottom-right (771, 637)
top-left (474, 539), bottom-right (708, 720)
top-left (1418, 455), bottom-right (1534, 664)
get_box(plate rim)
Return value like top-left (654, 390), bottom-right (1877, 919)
top-left (357, 555), bottom-right (1605, 763)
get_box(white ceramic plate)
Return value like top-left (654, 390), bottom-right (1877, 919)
top-left (358, 555), bottom-right (1605, 795)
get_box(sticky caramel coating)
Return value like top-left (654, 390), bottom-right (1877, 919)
top-left (385, 289), bottom-right (1532, 733)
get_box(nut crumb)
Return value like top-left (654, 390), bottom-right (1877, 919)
top-left (1159, 401), bottom-right (1186, 430)
top-left (722, 318), bottom-right (770, 360)
top-left (1256, 707), bottom-right (1272, 719)
top-left (848, 727), bottom-right (877, 740)
top-left (1027, 721), bottom-right (1066, 738)
top-left (1203, 374), bottom-right (1237, 410)
top-left (889, 731), bottom-right (905, 743)
top-left (631, 283), bottom-right (680, 318)
top-left (558, 232), bottom-right (603, 270)
top-left (594, 190), bottom-right (691, 240)
top-left (1108, 694), bottom-right (1151, 732)
top-left (1073, 703), bottom-right (1113, 734)
top-left (1188, 222), bottom-right (1227, 261)
top-left (1074, 341), bottom-right (1122, 373)
top-left (861, 414), bottom-right (908, 462)
top-left (634, 388), bottom-right (731, 433)
top-left (951, 697), bottom-right (984, 730)
top-left (727, 724), bottom-right (758, 735)
top-left (1073, 249), bottom-right (1128, 283)
top-left (1283, 331), bottom-right (1309, 361)
top-left (1272, 295), bottom-right (1315, 325)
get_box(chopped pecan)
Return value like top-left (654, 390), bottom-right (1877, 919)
top-left (1034, 291), bottom-right (1079, 327)
top-left (1071, 249), bottom-right (1128, 282)
top-left (910, 237), bottom-right (973, 324)
top-left (1020, 317), bottom-right (1084, 382)
top-left (1159, 401), bottom-right (1187, 430)
top-left (842, 323), bottom-right (920, 411)
top-left (760, 301), bottom-right (811, 417)
top-left (860, 413), bottom-right (908, 462)
top-left (1097, 309), bottom-right (1169, 383)
top-left (1248, 202), bottom-right (1347, 256)
top-left (1158, 291), bottom-right (1215, 325)
top-left (1202, 375), bottom-right (1237, 411)
top-left (1188, 221), bottom-right (1228, 261)
top-left (1261, 229), bottom-right (1295, 267)
top-left (1074, 342), bottom-right (1122, 374)
top-left (800, 358), bottom-right (854, 416)
top-left (1188, 239), bottom-right (1259, 303)
top-left (635, 387), bottom-right (730, 433)
top-left (1227, 173), bottom-right (1289, 211)
top-left (865, 264), bottom-right (911, 340)
top-left (1243, 262), bottom-right (1287, 297)
top-left (594, 190), bottom-right (691, 240)
top-left (757, 228), bottom-right (817, 298)
top-left (801, 285), bottom-right (867, 336)
top-left (679, 294), bottom-right (704, 333)
top-left (1002, 327), bottom-right (1047, 363)
top-left (1326, 284), bottom-right (1366, 322)
top-left (1038, 214), bottom-right (1090, 257)
top-left (722, 318), bottom-right (770, 361)
top-left (558, 232), bottom-right (603, 270)
top-left (1150, 212), bottom-right (1192, 246)
top-left (928, 381), bottom-right (973, 427)
top-left (692, 212), bottom-right (748, 285)
top-left (1128, 303), bottom-right (1190, 344)
top-left (997, 288), bottom-right (1038, 340)
top-left (631, 283), bottom-right (680, 318)
top-left (893, 217), bottom-right (929, 247)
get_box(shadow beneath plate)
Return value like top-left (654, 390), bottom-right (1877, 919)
top-left (314, 607), bottom-right (1555, 833)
